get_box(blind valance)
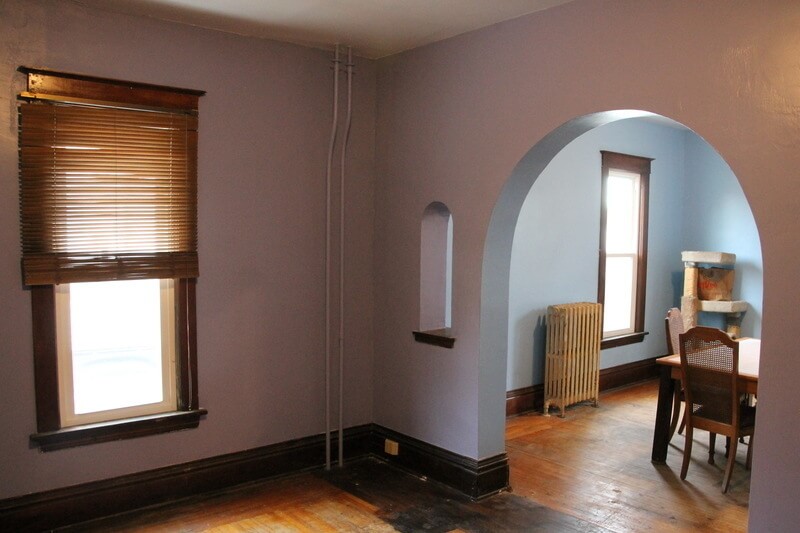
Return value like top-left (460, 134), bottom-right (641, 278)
top-left (18, 69), bottom-right (201, 285)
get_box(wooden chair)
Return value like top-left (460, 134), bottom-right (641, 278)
top-left (678, 326), bottom-right (756, 493)
top-left (665, 307), bottom-right (685, 439)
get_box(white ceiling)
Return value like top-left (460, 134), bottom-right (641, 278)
top-left (73, 0), bottom-right (575, 59)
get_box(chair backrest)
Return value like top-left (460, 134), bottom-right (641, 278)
top-left (678, 326), bottom-right (740, 429)
top-left (664, 307), bottom-right (684, 355)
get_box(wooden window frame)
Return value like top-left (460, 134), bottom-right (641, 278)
top-left (18, 68), bottom-right (206, 450)
top-left (29, 279), bottom-right (204, 451)
top-left (598, 151), bottom-right (652, 350)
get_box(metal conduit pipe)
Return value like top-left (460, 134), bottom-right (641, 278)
top-left (325, 44), bottom-right (341, 471)
top-left (338, 46), bottom-right (354, 467)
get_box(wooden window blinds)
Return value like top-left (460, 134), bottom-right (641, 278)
top-left (17, 68), bottom-right (204, 285)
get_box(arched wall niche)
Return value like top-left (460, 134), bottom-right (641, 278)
top-left (420, 201), bottom-right (454, 331)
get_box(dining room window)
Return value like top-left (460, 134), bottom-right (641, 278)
top-left (598, 151), bottom-right (652, 348)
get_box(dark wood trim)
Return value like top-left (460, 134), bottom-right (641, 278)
top-left (2, 423), bottom-right (509, 529)
top-left (4, 424), bottom-right (503, 530)
top-left (369, 425), bottom-right (509, 500)
top-left (3, 425), bottom-right (373, 531)
top-left (6, 355), bottom-right (660, 530)
top-left (599, 151), bottom-right (654, 178)
top-left (598, 356), bottom-right (659, 391)
top-left (597, 151), bottom-right (652, 343)
top-left (18, 66), bottom-right (204, 111)
top-left (597, 154), bottom-right (609, 311)
top-left (30, 409), bottom-right (207, 452)
top-left (600, 330), bottom-right (648, 350)
top-left (636, 160), bottom-right (650, 335)
top-left (505, 384), bottom-right (544, 416)
top-left (30, 285), bottom-right (60, 432)
top-left (28, 278), bottom-right (203, 450)
top-left (18, 66), bottom-right (206, 96)
top-left (412, 328), bottom-right (456, 348)
top-left (506, 357), bottom-right (660, 416)
top-left (177, 279), bottom-right (199, 410)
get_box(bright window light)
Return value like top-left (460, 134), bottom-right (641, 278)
top-left (57, 278), bottom-right (176, 425)
top-left (603, 256), bottom-right (636, 333)
top-left (605, 171), bottom-right (640, 254)
top-left (603, 169), bottom-right (641, 336)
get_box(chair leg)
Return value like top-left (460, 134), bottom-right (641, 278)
top-left (746, 433), bottom-right (754, 470)
top-left (681, 425), bottom-right (693, 480)
top-left (668, 388), bottom-right (681, 440)
top-left (722, 436), bottom-right (738, 493)
top-left (708, 432), bottom-right (716, 465)
top-left (678, 416), bottom-right (686, 435)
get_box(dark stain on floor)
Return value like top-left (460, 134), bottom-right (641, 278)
top-left (319, 458), bottom-right (604, 532)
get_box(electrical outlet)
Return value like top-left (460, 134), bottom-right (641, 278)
top-left (384, 438), bottom-right (399, 456)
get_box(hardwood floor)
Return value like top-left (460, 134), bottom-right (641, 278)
top-left (61, 380), bottom-right (750, 532)
top-left (507, 380), bottom-right (750, 532)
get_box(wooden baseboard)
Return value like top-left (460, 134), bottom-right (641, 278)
top-left (506, 384), bottom-right (544, 416)
top-left (369, 425), bottom-right (509, 500)
top-left (0, 423), bottom-right (509, 530)
top-left (6, 357), bottom-right (658, 529)
top-left (0, 425), bottom-right (371, 532)
top-left (506, 357), bottom-right (659, 417)
top-left (598, 356), bottom-right (659, 391)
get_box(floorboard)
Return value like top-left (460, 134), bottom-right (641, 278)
top-left (59, 380), bottom-right (749, 532)
top-left (506, 380), bottom-right (750, 532)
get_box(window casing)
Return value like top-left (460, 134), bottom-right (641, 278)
top-left (18, 67), bottom-right (205, 450)
top-left (598, 151), bottom-right (651, 349)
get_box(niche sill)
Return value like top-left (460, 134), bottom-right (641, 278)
top-left (413, 328), bottom-right (456, 349)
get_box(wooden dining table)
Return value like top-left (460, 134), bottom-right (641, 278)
top-left (651, 338), bottom-right (760, 463)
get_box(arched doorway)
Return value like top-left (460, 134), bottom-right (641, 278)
top-left (478, 110), bottom-right (763, 461)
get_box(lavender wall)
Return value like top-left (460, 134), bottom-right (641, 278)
top-left (0, 0), bottom-right (375, 498)
top-left (374, 1), bottom-right (800, 529)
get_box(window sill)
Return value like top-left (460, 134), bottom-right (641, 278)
top-left (30, 408), bottom-right (207, 452)
top-left (601, 331), bottom-right (648, 350)
top-left (412, 328), bottom-right (456, 349)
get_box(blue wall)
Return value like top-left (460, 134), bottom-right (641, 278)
top-left (507, 118), bottom-right (762, 391)
top-left (682, 134), bottom-right (763, 338)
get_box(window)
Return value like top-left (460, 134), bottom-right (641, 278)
top-left (55, 279), bottom-right (176, 427)
top-left (598, 151), bottom-right (651, 348)
top-left (413, 202), bottom-right (455, 348)
top-left (18, 67), bottom-right (205, 450)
